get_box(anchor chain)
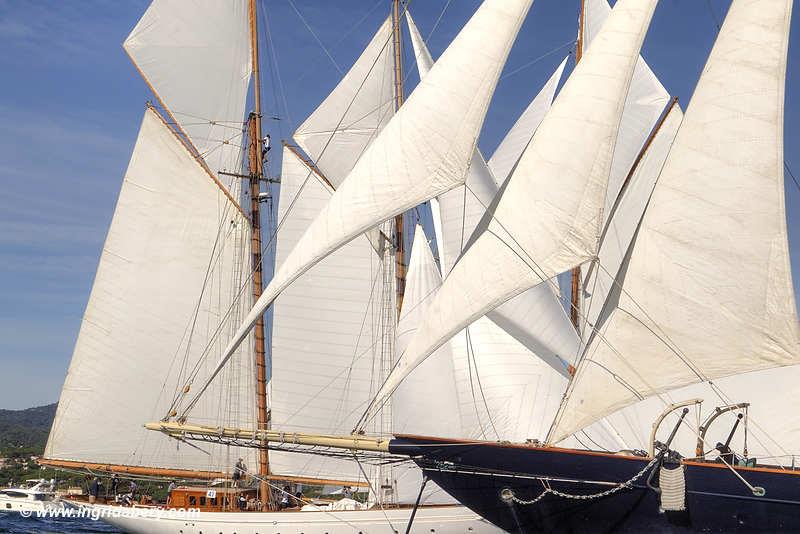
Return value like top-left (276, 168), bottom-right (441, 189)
top-left (501, 456), bottom-right (660, 505)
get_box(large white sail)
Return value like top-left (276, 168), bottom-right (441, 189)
top-left (583, 103), bottom-right (683, 337)
top-left (45, 108), bottom-right (256, 471)
top-left (366, 0), bottom-right (660, 419)
top-left (294, 17), bottom-right (396, 187)
top-left (579, 0), bottom-right (674, 337)
top-left (551, 0), bottom-right (800, 443)
top-left (124, 0), bottom-right (252, 193)
top-left (406, 12), bottom-right (577, 374)
top-left (267, 146), bottom-right (383, 483)
top-left (193, 0), bottom-right (535, 401)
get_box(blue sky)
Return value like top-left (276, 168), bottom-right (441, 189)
top-left (0, 0), bottom-right (797, 409)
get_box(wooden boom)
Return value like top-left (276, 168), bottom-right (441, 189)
top-left (145, 421), bottom-right (391, 453)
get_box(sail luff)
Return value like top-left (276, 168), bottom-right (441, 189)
top-left (550, 0), bottom-right (800, 443)
top-left (363, 0), bottom-right (661, 425)
top-left (183, 0), bottom-right (535, 413)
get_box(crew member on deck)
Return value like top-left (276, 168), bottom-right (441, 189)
top-left (233, 458), bottom-right (247, 487)
top-left (88, 477), bottom-right (100, 504)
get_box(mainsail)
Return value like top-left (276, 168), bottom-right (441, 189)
top-left (190, 0), bottom-right (536, 404)
top-left (366, 0), bottom-right (661, 419)
top-left (551, 0), bottom-right (800, 442)
top-left (44, 108), bottom-right (257, 472)
top-left (123, 0), bottom-right (253, 194)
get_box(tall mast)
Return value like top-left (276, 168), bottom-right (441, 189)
top-left (569, 0), bottom-right (585, 334)
top-left (247, 0), bottom-right (271, 509)
top-left (392, 0), bottom-right (406, 318)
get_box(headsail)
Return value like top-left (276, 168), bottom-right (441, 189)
top-left (406, 11), bottom-right (577, 374)
top-left (364, 0), bottom-right (660, 423)
top-left (392, 225), bottom-right (462, 439)
top-left (294, 17), bottom-right (396, 187)
top-left (187, 0), bottom-right (535, 408)
top-left (487, 57), bottom-right (568, 186)
top-left (266, 146), bottom-right (382, 483)
top-left (124, 0), bottom-right (252, 193)
top-left (551, 0), bottom-right (800, 443)
top-left (579, 0), bottom-right (676, 337)
top-left (44, 108), bottom-right (256, 471)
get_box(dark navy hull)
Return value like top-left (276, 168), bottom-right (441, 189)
top-left (390, 435), bottom-right (800, 533)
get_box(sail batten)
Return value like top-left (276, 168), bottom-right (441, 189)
top-left (551, 0), bottom-right (800, 443)
top-left (364, 0), bottom-right (661, 422)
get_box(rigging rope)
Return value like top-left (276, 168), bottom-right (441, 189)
top-left (286, 0), bottom-right (343, 75)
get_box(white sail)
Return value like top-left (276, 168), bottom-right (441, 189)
top-left (193, 0), bottom-right (535, 401)
top-left (124, 0), bottom-right (252, 192)
top-left (267, 146), bottom-right (383, 483)
top-left (487, 56), bottom-right (568, 185)
top-left (583, 0), bottom-right (671, 222)
top-left (294, 17), bottom-right (396, 187)
top-left (448, 316), bottom-right (568, 443)
top-left (583, 104), bottom-right (683, 337)
top-left (391, 225), bottom-right (461, 505)
top-left (365, 0), bottom-right (660, 420)
top-left (406, 11), bottom-right (577, 374)
top-left (45, 108), bottom-right (256, 471)
top-left (392, 225), bottom-right (462, 438)
top-left (551, 0), bottom-right (800, 443)
top-left (579, 0), bottom-right (674, 336)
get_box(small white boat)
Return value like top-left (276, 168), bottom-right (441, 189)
top-left (0, 479), bottom-right (64, 514)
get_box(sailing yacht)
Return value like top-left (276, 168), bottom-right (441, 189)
top-left (145, 0), bottom-right (800, 532)
top-left (35, 0), bottom-right (577, 532)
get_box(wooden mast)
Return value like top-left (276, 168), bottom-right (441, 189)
top-left (247, 0), bottom-right (271, 509)
top-left (569, 0), bottom-right (586, 336)
top-left (392, 0), bottom-right (406, 318)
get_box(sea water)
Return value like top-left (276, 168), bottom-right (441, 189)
top-left (0, 512), bottom-right (122, 533)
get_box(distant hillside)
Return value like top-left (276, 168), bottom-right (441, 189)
top-left (0, 403), bottom-right (57, 454)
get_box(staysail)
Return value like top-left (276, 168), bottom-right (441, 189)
top-left (365, 0), bottom-right (661, 420)
top-left (44, 108), bottom-right (257, 472)
top-left (392, 225), bottom-right (463, 439)
top-left (124, 0), bottom-right (252, 193)
top-left (551, 0), bottom-right (800, 443)
top-left (293, 17), bottom-right (396, 187)
top-left (486, 58), bottom-right (568, 186)
top-left (579, 0), bottom-right (676, 337)
top-left (187, 0), bottom-right (535, 407)
top-left (406, 11), bottom-right (577, 375)
top-left (266, 146), bottom-right (382, 483)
